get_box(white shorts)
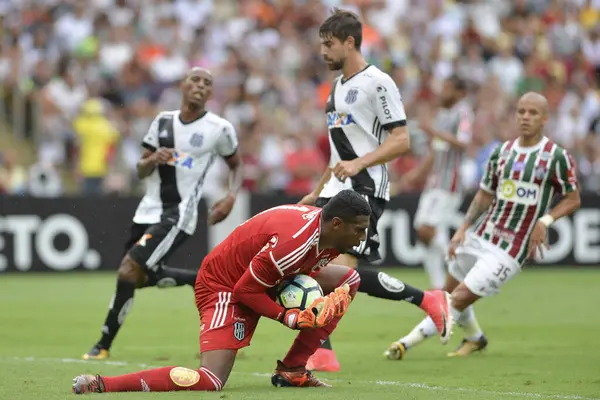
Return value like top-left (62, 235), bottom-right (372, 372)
top-left (448, 233), bottom-right (521, 297)
top-left (414, 188), bottom-right (462, 229)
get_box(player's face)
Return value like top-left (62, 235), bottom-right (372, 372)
top-left (331, 215), bottom-right (370, 253)
top-left (320, 36), bottom-right (348, 71)
top-left (515, 99), bottom-right (547, 137)
top-left (182, 69), bottom-right (213, 106)
top-left (440, 80), bottom-right (456, 107)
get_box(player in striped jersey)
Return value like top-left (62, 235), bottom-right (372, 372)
top-left (404, 76), bottom-right (474, 289)
top-left (386, 92), bottom-right (581, 360)
top-left (299, 9), bottom-right (452, 371)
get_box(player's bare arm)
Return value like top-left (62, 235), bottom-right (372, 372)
top-left (449, 189), bottom-right (494, 258)
top-left (136, 147), bottom-right (174, 179)
top-left (527, 189), bottom-right (581, 260)
top-left (333, 125), bottom-right (410, 182)
top-left (419, 122), bottom-right (468, 150)
top-left (299, 168), bottom-right (332, 205)
top-left (208, 152), bottom-right (243, 225)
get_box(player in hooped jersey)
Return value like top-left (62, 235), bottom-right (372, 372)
top-left (299, 9), bottom-right (452, 370)
top-left (82, 68), bottom-right (243, 360)
top-left (386, 93), bottom-right (581, 360)
top-left (406, 76), bottom-right (474, 290)
top-left (73, 190), bottom-right (366, 393)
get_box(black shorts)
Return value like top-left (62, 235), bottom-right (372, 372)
top-left (126, 217), bottom-right (189, 273)
top-left (315, 195), bottom-right (386, 263)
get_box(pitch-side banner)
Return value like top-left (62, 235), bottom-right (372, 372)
top-left (0, 193), bottom-right (598, 272)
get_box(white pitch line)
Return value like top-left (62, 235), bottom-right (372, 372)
top-left (6, 356), bottom-right (598, 400)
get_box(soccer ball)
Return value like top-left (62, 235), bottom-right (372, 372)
top-left (275, 274), bottom-right (323, 310)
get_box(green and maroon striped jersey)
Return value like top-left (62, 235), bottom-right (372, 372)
top-left (475, 136), bottom-right (577, 265)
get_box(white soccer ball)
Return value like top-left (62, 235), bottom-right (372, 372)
top-left (275, 274), bottom-right (323, 310)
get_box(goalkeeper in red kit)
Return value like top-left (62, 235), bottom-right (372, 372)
top-left (73, 190), bottom-right (371, 393)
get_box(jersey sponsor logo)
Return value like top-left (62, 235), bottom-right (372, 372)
top-left (379, 95), bottom-right (392, 120)
top-left (302, 210), bottom-right (321, 220)
top-left (233, 321), bottom-right (245, 341)
top-left (312, 256), bottom-right (332, 271)
top-left (189, 133), bottom-right (204, 148)
top-left (345, 88), bottom-right (358, 104)
top-left (377, 271), bottom-right (405, 292)
top-left (498, 180), bottom-right (539, 206)
top-left (159, 130), bottom-right (168, 138)
top-left (167, 151), bottom-right (193, 169)
top-left (376, 84), bottom-right (387, 93)
top-left (512, 162), bottom-right (525, 172)
top-left (326, 111), bottom-right (355, 127)
top-left (169, 367), bottom-right (200, 387)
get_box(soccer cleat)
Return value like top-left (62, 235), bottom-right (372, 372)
top-left (422, 290), bottom-right (453, 345)
top-left (82, 346), bottom-right (109, 360)
top-left (384, 341), bottom-right (407, 361)
top-left (447, 335), bottom-right (488, 357)
top-left (271, 360), bottom-right (331, 388)
top-left (305, 348), bottom-right (340, 372)
top-left (72, 374), bottom-right (105, 394)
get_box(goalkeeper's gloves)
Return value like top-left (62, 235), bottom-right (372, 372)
top-left (279, 296), bottom-right (336, 330)
top-left (279, 284), bottom-right (352, 330)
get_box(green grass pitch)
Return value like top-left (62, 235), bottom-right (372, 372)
top-left (1, 268), bottom-right (599, 399)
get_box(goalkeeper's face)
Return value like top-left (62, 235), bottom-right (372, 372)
top-left (331, 215), bottom-right (370, 253)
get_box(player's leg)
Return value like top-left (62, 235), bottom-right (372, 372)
top-left (414, 189), bottom-right (450, 290)
top-left (74, 288), bottom-right (244, 393)
top-left (385, 272), bottom-right (462, 359)
top-left (83, 221), bottom-right (191, 359)
top-left (272, 265), bottom-right (361, 386)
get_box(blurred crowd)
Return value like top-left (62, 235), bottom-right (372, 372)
top-left (1, 0), bottom-right (600, 197)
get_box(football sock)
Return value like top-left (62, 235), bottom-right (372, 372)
top-left (101, 366), bottom-right (222, 392)
top-left (290, 269), bottom-right (360, 365)
top-left (144, 266), bottom-right (197, 288)
top-left (284, 316), bottom-right (341, 367)
top-left (97, 280), bottom-right (135, 350)
top-left (423, 232), bottom-right (447, 289)
top-left (319, 338), bottom-right (332, 350)
top-left (400, 317), bottom-right (438, 349)
top-left (356, 268), bottom-right (424, 306)
top-left (458, 305), bottom-right (483, 341)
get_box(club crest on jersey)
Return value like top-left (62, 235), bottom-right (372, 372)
top-left (535, 166), bottom-right (547, 180)
top-left (327, 111), bottom-right (355, 128)
top-left (498, 180), bottom-right (539, 206)
top-left (345, 88), bottom-right (359, 104)
top-left (540, 151), bottom-right (552, 161)
top-left (189, 133), bottom-right (204, 148)
top-left (167, 151), bottom-right (193, 169)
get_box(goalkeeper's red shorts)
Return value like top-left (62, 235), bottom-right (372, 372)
top-left (195, 282), bottom-right (261, 352)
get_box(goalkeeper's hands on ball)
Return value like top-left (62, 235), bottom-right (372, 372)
top-left (279, 284), bottom-right (352, 330)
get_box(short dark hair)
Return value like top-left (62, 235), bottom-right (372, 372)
top-left (322, 190), bottom-right (371, 222)
top-left (319, 8), bottom-right (362, 50)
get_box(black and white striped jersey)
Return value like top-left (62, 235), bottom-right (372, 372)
top-left (320, 65), bottom-right (407, 201)
top-left (133, 110), bottom-right (238, 234)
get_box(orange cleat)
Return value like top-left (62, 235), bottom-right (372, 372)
top-left (305, 348), bottom-right (340, 372)
top-left (421, 290), bottom-right (453, 345)
top-left (271, 360), bottom-right (331, 387)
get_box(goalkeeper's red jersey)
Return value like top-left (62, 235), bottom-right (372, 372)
top-left (197, 204), bottom-right (340, 294)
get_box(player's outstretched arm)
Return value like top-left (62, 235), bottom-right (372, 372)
top-left (298, 168), bottom-right (332, 205)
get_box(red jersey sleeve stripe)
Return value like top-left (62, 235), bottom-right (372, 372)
top-left (249, 262), bottom-right (277, 287)
top-left (274, 230), bottom-right (320, 273)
